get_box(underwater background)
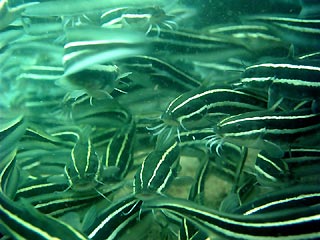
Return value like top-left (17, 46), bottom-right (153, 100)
top-left (1, 0), bottom-right (320, 239)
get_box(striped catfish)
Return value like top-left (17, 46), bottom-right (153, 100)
top-left (219, 175), bottom-right (256, 214)
top-left (133, 139), bottom-right (180, 199)
top-left (103, 119), bottom-right (136, 181)
top-left (57, 64), bottom-right (124, 101)
top-left (17, 65), bottom-right (63, 82)
top-left (282, 148), bottom-right (320, 183)
top-left (0, 193), bottom-right (87, 240)
top-left (15, 179), bottom-right (124, 217)
top-left (0, 113), bottom-right (26, 159)
top-left (84, 194), bottom-right (142, 240)
top-left (100, 6), bottom-right (178, 35)
top-left (15, 177), bottom-right (68, 200)
top-left (161, 86), bottom-right (267, 130)
top-left (149, 28), bottom-right (245, 56)
top-left (0, 147), bottom-right (86, 240)
top-left (204, 24), bottom-right (286, 54)
top-left (19, 124), bottom-right (74, 151)
top-left (0, 148), bottom-right (19, 199)
top-left (241, 15), bottom-right (320, 50)
top-left (234, 184), bottom-right (320, 215)
top-left (179, 155), bottom-right (210, 240)
top-left (69, 98), bottom-right (131, 128)
top-left (122, 55), bottom-right (201, 91)
top-left (64, 126), bottom-right (102, 192)
top-left (0, 0), bottom-right (39, 30)
top-left (143, 195), bottom-right (320, 240)
top-left (17, 149), bottom-right (70, 180)
top-left (214, 109), bottom-right (320, 158)
top-left (241, 59), bottom-right (320, 109)
top-left (22, 0), bottom-right (175, 17)
top-left (254, 150), bottom-right (290, 186)
top-left (63, 27), bottom-right (148, 75)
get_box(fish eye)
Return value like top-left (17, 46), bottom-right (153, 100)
top-left (236, 123), bottom-right (242, 131)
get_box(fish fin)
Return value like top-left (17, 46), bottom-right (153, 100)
top-left (260, 140), bottom-right (284, 158)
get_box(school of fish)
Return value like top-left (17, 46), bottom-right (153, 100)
top-left (1, 0), bottom-right (320, 239)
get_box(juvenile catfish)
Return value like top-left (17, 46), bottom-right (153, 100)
top-left (64, 126), bottom-right (102, 192)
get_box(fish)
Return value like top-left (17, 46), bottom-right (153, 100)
top-left (57, 64), bottom-right (126, 101)
top-left (0, 148), bottom-right (19, 199)
top-left (161, 86), bottom-right (267, 130)
top-left (63, 27), bottom-right (148, 75)
top-left (282, 148), bottom-right (320, 183)
top-left (0, 113), bottom-right (26, 159)
top-left (234, 184), bottom-right (320, 215)
top-left (84, 194), bottom-right (142, 240)
top-left (133, 139), bottom-right (180, 199)
top-left (241, 15), bottom-right (320, 51)
top-left (122, 55), bottom-right (201, 91)
top-left (16, 178), bottom-right (124, 217)
top-left (101, 6), bottom-right (178, 35)
top-left (0, 150), bottom-right (86, 240)
top-left (64, 126), bottom-right (102, 192)
top-left (179, 154), bottom-right (210, 240)
top-left (254, 150), bottom-right (290, 186)
top-left (240, 59), bottom-right (320, 109)
top-left (103, 118), bottom-right (136, 181)
top-left (22, 0), bottom-right (176, 17)
top-left (0, 193), bottom-right (87, 240)
top-left (143, 195), bottom-right (320, 240)
top-left (0, 0), bottom-right (39, 30)
top-left (214, 109), bottom-right (320, 158)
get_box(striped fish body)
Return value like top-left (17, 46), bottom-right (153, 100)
top-left (0, 113), bottom-right (26, 159)
top-left (282, 148), bottom-right (320, 183)
top-left (84, 195), bottom-right (142, 240)
top-left (15, 177), bottom-right (68, 200)
top-left (203, 24), bottom-right (287, 54)
top-left (59, 64), bottom-right (119, 99)
top-left (63, 27), bottom-right (148, 75)
top-left (215, 109), bottom-right (320, 157)
top-left (70, 98), bottom-right (131, 128)
top-left (0, 148), bottom-right (19, 200)
top-left (150, 28), bottom-right (245, 55)
top-left (255, 150), bottom-right (290, 186)
top-left (17, 65), bottom-right (63, 82)
top-left (101, 6), bottom-right (175, 34)
top-left (162, 87), bottom-right (267, 129)
top-left (22, 0), bottom-right (172, 17)
top-left (241, 60), bottom-right (320, 108)
top-left (65, 127), bottom-right (101, 192)
top-left (133, 140), bottom-right (180, 199)
top-left (0, 193), bottom-right (87, 240)
top-left (0, 152), bottom-right (86, 240)
top-left (122, 55), bottom-right (201, 91)
top-left (143, 196), bottom-right (320, 240)
top-left (103, 119), bottom-right (136, 181)
top-left (241, 15), bottom-right (320, 51)
top-left (20, 124), bottom-right (74, 152)
top-left (234, 184), bottom-right (320, 215)
top-left (16, 181), bottom-right (123, 217)
top-left (179, 156), bottom-right (210, 240)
